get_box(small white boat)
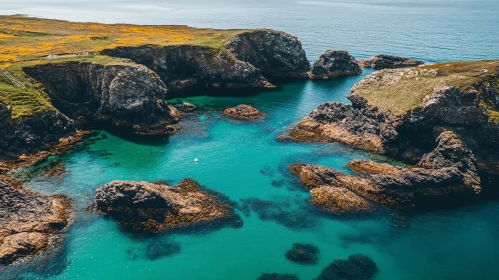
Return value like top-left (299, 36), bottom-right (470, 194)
top-left (194, 158), bottom-right (198, 162)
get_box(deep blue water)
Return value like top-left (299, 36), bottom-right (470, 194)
top-left (1, 1), bottom-right (499, 280)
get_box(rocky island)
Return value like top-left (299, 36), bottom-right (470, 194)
top-left (286, 60), bottom-right (499, 211)
top-left (95, 179), bottom-right (237, 233)
top-left (358, 54), bottom-right (424, 69)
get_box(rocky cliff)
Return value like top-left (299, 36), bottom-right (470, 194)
top-left (0, 179), bottom-right (72, 265)
top-left (23, 61), bottom-right (180, 138)
top-left (358, 54), bottom-right (424, 70)
top-left (309, 50), bottom-right (362, 79)
top-left (286, 60), bottom-right (499, 210)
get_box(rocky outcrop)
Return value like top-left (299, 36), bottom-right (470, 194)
top-left (24, 62), bottom-right (180, 137)
top-left (223, 104), bottom-right (265, 121)
top-left (286, 61), bottom-right (499, 201)
top-left (290, 128), bottom-right (482, 209)
top-left (0, 109), bottom-right (75, 159)
top-left (95, 179), bottom-right (237, 233)
top-left (316, 254), bottom-right (378, 280)
top-left (309, 50), bottom-right (362, 79)
top-left (0, 179), bottom-right (72, 265)
top-left (285, 243), bottom-right (320, 265)
top-left (102, 45), bottom-right (274, 94)
top-left (358, 54), bottom-right (424, 69)
top-left (228, 30), bottom-right (310, 79)
top-left (173, 103), bottom-right (197, 113)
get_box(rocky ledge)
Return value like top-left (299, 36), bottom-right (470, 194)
top-left (309, 50), bottom-right (362, 80)
top-left (223, 104), bottom-right (265, 121)
top-left (286, 60), bottom-right (499, 210)
top-left (358, 54), bottom-right (424, 70)
top-left (0, 179), bottom-right (72, 265)
top-left (95, 179), bottom-right (237, 233)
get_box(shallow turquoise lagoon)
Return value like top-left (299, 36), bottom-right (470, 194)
top-left (3, 71), bottom-right (499, 280)
top-left (2, 0), bottom-right (499, 279)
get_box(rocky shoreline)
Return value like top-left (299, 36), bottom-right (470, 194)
top-left (286, 60), bottom-right (499, 212)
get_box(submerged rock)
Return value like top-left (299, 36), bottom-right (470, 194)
top-left (95, 179), bottom-right (236, 233)
top-left (257, 273), bottom-right (300, 280)
top-left (285, 243), bottom-right (320, 265)
top-left (316, 254), bottom-right (378, 280)
top-left (224, 104), bottom-right (265, 121)
top-left (309, 50), bottom-right (362, 80)
top-left (145, 239), bottom-right (182, 260)
top-left (358, 54), bottom-right (424, 69)
top-left (0, 179), bottom-right (72, 265)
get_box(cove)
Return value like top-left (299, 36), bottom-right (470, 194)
top-left (2, 71), bottom-right (498, 280)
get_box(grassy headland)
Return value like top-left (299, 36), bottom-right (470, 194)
top-left (0, 15), bottom-right (248, 118)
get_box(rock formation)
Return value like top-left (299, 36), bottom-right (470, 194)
top-left (286, 60), bottom-right (499, 209)
top-left (228, 30), bottom-right (310, 79)
top-left (223, 104), bottom-right (265, 121)
top-left (358, 54), bottom-right (424, 69)
top-left (23, 62), bottom-right (180, 138)
top-left (309, 50), bottom-right (362, 79)
top-left (316, 254), bottom-right (378, 280)
top-left (285, 243), bottom-right (320, 265)
top-left (95, 179), bottom-right (237, 233)
top-left (257, 273), bottom-right (299, 280)
top-left (173, 103), bottom-right (197, 113)
top-left (0, 179), bottom-right (72, 265)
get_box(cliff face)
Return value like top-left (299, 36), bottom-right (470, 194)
top-left (227, 30), bottom-right (310, 79)
top-left (0, 179), bottom-right (72, 265)
top-left (23, 62), bottom-right (180, 137)
top-left (287, 60), bottom-right (499, 209)
top-left (102, 45), bottom-right (273, 94)
top-left (0, 108), bottom-right (75, 158)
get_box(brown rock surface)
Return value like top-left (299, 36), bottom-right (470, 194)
top-left (0, 179), bottom-right (72, 265)
top-left (224, 104), bottom-right (265, 121)
top-left (95, 179), bottom-right (236, 233)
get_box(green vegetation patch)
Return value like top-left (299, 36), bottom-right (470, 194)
top-left (353, 60), bottom-right (499, 115)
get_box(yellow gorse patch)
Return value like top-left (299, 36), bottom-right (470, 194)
top-left (0, 16), bottom-right (242, 63)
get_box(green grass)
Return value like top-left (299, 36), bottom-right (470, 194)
top-left (353, 60), bottom-right (499, 115)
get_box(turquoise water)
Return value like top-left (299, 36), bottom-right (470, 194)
top-left (2, 1), bottom-right (499, 279)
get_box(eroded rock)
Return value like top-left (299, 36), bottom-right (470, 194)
top-left (0, 179), bottom-right (72, 265)
top-left (316, 254), bottom-right (378, 280)
top-left (224, 104), bottom-right (265, 121)
top-left (285, 243), bottom-right (319, 265)
top-left (309, 50), bottom-right (362, 79)
top-left (95, 179), bottom-right (237, 233)
top-left (358, 54), bottom-right (424, 70)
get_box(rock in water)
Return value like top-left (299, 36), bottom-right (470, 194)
top-left (316, 254), bottom-right (379, 280)
top-left (224, 104), bottom-right (265, 121)
top-left (286, 60), bottom-right (499, 205)
top-left (173, 103), bottom-right (197, 113)
top-left (95, 179), bottom-right (237, 233)
top-left (285, 243), bottom-right (320, 265)
top-left (0, 179), bottom-right (72, 265)
top-left (310, 187), bottom-right (373, 214)
top-left (309, 50), bottom-right (362, 79)
top-left (358, 54), bottom-right (424, 69)
top-left (257, 273), bottom-right (300, 280)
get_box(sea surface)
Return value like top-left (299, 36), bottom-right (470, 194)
top-left (2, 1), bottom-right (499, 279)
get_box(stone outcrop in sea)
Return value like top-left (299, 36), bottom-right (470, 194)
top-left (95, 179), bottom-right (238, 233)
top-left (0, 179), bottom-right (72, 265)
top-left (358, 54), bottom-right (424, 69)
top-left (309, 50), bottom-right (362, 79)
top-left (224, 104), bottom-right (265, 121)
top-left (286, 60), bottom-right (499, 211)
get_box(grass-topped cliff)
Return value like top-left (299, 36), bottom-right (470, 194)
top-left (351, 60), bottom-right (499, 119)
top-left (0, 16), bottom-right (310, 120)
top-left (0, 16), bottom-right (250, 118)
